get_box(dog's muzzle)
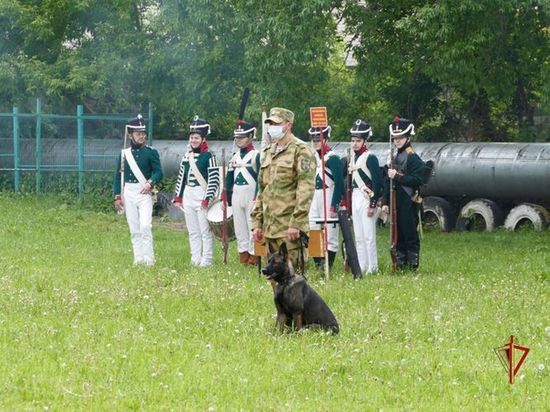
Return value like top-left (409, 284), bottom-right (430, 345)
top-left (261, 268), bottom-right (274, 279)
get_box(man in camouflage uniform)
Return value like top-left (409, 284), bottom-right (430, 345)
top-left (252, 107), bottom-right (315, 274)
top-left (383, 116), bottom-right (426, 270)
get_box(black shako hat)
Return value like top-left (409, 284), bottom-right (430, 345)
top-left (308, 125), bottom-right (332, 140)
top-left (190, 115), bottom-right (211, 137)
top-left (389, 115), bottom-right (415, 138)
top-left (234, 120), bottom-right (256, 138)
top-left (350, 119), bottom-right (372, 139)
top-left (126, 114), bottom-right (146, 133)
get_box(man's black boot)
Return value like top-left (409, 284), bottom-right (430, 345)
top-left (328, 251), bottom-right (337, 268)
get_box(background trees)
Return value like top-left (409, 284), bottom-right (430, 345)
top-left (0, 0), bottom-right (548, 142)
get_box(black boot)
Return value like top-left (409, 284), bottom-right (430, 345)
top-left (396, 251), bottom-right (407, 270)
top-left (328, 251), bottom-right (336, 268)
top-left (313, 257), bottom-right (324, 270)
top-left (407, 251), bottom-right (419, 271)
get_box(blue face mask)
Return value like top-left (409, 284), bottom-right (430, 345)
top-left (268, 125), bottom-right (285, 140)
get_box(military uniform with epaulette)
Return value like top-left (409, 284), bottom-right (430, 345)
top-left (307, 125), bottom-right (344, 269)
top-left (385, 117), bottom-right (426, 270)
top-left (113, 115), bottom-right (163, 266)
top-left (113, 146), bottom-right (163, 197)
top-left (225, 121), bottom-right (260, 265)
top-left (349, 119), bottom-right (383, 275)
top-left (252, 108), bottom-right (315, 275)
top-left (173, 116), bottom-right (219, 267)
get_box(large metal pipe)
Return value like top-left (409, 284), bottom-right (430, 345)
top-left (1, 139), bottom-right (549, 202)
top-left (411, 143), bottom-right (550, 202)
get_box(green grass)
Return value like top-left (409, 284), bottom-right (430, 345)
top-left (0, 193), bottom-right (548, 410)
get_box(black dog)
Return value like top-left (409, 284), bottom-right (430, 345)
top-left (262, 243), bottom-right (339, 335)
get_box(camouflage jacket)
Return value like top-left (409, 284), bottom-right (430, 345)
top-left (252, 135), bottom-right (315, 238)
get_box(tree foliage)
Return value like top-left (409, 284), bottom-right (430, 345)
top-left (0, 0), bottom-right (548, 141)
top-left (342, 0), bottom-right (549, 141)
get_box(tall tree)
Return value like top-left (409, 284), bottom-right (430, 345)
top-left (342, 0), bottom-right (549, 141)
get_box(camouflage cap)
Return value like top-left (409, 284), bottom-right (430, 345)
top-left (264, 107), bottom-right (295, 124)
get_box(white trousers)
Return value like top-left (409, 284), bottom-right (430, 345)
top-left (352, 189), bottom-right (379, 274)
top-left (309, 188), bottom-right (339, 252)
top-left (232, 185), bottom-right (255, 254)
top-left (124, 183), bottom-right (155, 265)
top-left (183, 185), bottom-right (213, 266)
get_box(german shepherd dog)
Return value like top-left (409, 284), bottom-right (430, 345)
top-left (262, 243), bottom-right (339, 335)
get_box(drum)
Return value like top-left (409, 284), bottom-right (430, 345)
top-left (206, 199), bottom-right (236, 241)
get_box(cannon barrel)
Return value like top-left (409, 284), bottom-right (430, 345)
top-left (1, 139), bottom-right (549, 202)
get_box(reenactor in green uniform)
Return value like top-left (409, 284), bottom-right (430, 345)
top-left (383, 116), bottom-right (426, 270)
top-left (225, 120), bottom-right (260, 266)
top-left (349, 119), bottom-right (383, 275)
top-left (308, 125), bottom-right (344, 269)
top-left (252, 107), bottom-right (316, 274)
top-left (113, 115), bottom-right (163, 266)
top-left (172, 116), bottom-right (220, 267)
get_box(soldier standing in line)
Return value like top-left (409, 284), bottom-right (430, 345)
top-left (252, 107), bottom-right (316, 275)
top-left (307, 125), bottom-right (344, 269)
top-left (383, 116), bottom-right (426, 270)
top-left (113, 115), bottom-right (163, 266)
top-left (348, 119), bottom-right (383, 275)
top-left (172, 116), bottom-right (220, 267)
top-left (224, 120), bottom-right (260, 266)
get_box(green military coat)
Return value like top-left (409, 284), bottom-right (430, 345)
top-left (113, 146), bottom-right (163, 196)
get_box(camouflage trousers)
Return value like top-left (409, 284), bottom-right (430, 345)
top-left (266, 237), bottom-right (308, 276)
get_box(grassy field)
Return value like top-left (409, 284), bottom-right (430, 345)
top-left (0, 194), bottom-right (548, 410)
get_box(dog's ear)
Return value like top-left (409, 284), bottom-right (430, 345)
top-left (279, 242), bottom-right (288, 261)
top-left (268, 242), bottom-right (277, 255)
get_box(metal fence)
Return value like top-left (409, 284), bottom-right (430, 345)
top-left (0, 99), bottom-right (153, 196)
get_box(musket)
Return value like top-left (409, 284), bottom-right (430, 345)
top-left (389, 135), bottom-right (398, 272)
top-left (339, 147), bottom-right (362, 279)
top-left (221, 147), bottom-right (229, 264)
top-left (320, 129), bottom-right (329, 279)
top-left (118, 125), bottom-right (129, 215)
top-left (261, 106), bottom-right (269, 151)
top-left (346, 147), bottom-right (353, 218)
top-left (257, 105), bottom-right (268, 274)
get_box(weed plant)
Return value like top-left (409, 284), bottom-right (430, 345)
top-left (0, 194), bottom-right (548, 410)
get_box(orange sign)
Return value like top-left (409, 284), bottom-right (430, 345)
top-left (310, 107), bottom-right (328, 128)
